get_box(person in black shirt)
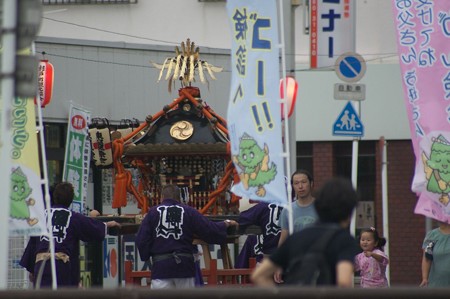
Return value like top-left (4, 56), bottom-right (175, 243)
top-left (251, 177), bottom-right (359, 287)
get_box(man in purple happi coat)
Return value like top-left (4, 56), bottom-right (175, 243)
top-left (31, 182), bottom-right (120, 288)
top-left (236, 202), bottom-right (283, 267)
top-left (135, 184), bottom-right (238, 289)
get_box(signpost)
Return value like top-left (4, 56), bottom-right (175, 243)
top-left (333, 52), bottom-right (366, 240)
top-left (333, 52), bottom-right (366, 136)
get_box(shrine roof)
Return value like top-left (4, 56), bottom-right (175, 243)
top-left (123, 90), bottom-right (228, 157)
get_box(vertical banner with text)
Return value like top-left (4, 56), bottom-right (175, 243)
top-left (63, 103), bottom-right (91, 214)
top-left (392, 1), bottom-right (450, 222)
top-left (9, 97), bottom-right (47, 236)
top-left (310, 0), bottom-right (356, 69)
top-left (227, 0), bottom-right (287, 206)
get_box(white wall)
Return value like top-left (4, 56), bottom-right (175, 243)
top-left (296, 63), bottom-right (411, 141)
top-left (355, 0), bottom-right (399, 64)
top-left (40, 0), bottom-right (231, 49)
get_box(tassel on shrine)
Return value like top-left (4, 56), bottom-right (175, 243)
top-left (112, 172), bottom-right (127, 208)
top-left (111, 138), bottom-right (127, 208)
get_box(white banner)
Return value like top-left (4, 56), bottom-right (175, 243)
top-left (310, 0), bottom-right (356, 69)
top-left (8, 97), bottom-right (47, 236)
top-left (63, 103), bottom-right (91, 214)
top-left (227, 0), bottom-right (287, 206)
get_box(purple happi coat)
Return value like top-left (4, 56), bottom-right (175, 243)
top-left (135, 199), bottom-right (228, 279)
top-left (235, 234), bottom-right (263, 268)
top-left (237, 202), bottom-right (283, 256)
top-left (34, 204), bottom-right (107, 287)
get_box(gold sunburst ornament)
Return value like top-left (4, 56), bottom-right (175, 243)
top-left (151, 38), bottom-right (223, 92)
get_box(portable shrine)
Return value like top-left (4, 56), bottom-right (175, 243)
top-left (90, 39), bottom-right (240, 216)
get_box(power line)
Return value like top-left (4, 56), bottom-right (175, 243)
top-left (43, 17), bottom-right (179, 46)
top-left (35, 50), bottom-right (398, 74)
top-left (37, 50), bottom-right (155, 69)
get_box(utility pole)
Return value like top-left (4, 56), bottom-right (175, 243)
top-left (0, 0), bottom-right (42, 289)
top-left (0, 0), bottom-right (19, 289)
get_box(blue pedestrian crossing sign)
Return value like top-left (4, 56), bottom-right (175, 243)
top-left (333, 101), bottom-right (364, 137)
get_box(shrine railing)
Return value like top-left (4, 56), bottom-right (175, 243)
top-left (124, 258), bottom-right (256, 287)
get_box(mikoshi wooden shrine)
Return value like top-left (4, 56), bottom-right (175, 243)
top-left (88, 39), bottom-right (258, 286)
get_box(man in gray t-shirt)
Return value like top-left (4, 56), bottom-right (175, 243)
top-left (278, 170), bottom-right (318, 247)
top-left (279, 200), bottom-right (318, 233)
top-left (275, 170), bottom-right (318, 283)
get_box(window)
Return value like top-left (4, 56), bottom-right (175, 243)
top-left (296, 142), bottom-right (313, 177)
top-left (334, 141), bottom-right (376, 201)
top-left (334, 141), bottom-right (376, 235)
top-left (43, 123), bottom-right (67, 186)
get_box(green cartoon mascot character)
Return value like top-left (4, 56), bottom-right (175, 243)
top-left (10, 167), bottom-right (38, 226)
top-left (232, 133), bottom-right (277, 197)
top-left (422, 134), bottom-right (450, 206)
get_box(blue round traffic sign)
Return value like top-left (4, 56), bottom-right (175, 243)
top-left (335, 52), bottom-right (366, 83)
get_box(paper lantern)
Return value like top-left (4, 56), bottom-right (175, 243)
top-left (280, 76), bottom-right (298, 120)
top-left (34, 60), bottom-right (54, 107)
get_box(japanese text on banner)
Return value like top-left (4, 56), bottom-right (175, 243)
top-left (63, 104), bottom-right (91, 214)
top-left (392, 0), bottom-right (450, 222)
top-left (226, 0), bottom-right (287, 206)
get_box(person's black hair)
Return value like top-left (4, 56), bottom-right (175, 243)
top-left (359, 227), bottom-right (387, 251)
top-left (291, 169), bottom-right (314, 185)
top-left (161, 184), bottom-right (181, 201)
top-left (290, 169), bottom-right (314, 199)
top-left (52, 182), bottom-right (74, 207)
top-left (314, 177), bottom-right (358, 223)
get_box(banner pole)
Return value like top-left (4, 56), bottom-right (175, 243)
top-left (350, 101), bottom-right (359, 237)
top-left (380, 137), bottom-right (390, 284)
top-left (278, 0), bottom-right (293, 235)
top-left (0, 0), bottom-right (17, 289)
top-left (32, 42), bottom-right (57, 289)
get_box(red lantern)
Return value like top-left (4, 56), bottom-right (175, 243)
top-left (34, 60), bottom-right (54, 107)
top-left (280, 76), bottom-right (298, 120)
